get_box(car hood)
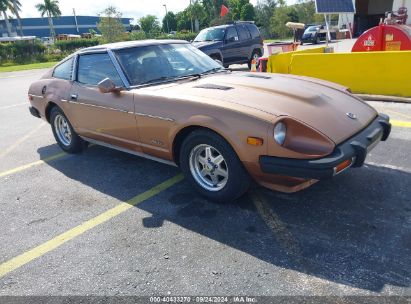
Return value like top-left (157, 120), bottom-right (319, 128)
top-left (139, 72), bottom-right (377, 144)
top-left (192, 40), bottom-right (223, 49)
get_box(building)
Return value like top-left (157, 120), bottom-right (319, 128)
top-left (0, 15), bottom-right (132, 38)
top-left (339, 0), bottom-right (410, 36)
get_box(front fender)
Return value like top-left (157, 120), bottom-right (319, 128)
top-left (170, 111), bottom-right (271, 165)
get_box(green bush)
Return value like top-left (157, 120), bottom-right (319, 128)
top-left (0, 40), bottom-right (46, 64)
top-left (129, 31), bottom-right (147, 41)
top-left (129, 31), bottom-right (197, 42)
top-left (156, 31), bottom-right (198, 41)
top-left (54, 38), bottom-right (100, 52)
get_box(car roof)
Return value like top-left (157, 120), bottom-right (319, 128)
top-left (78, 39), bottom-right (189, 54)
top-left (203, 22), bottom-right (256, 31)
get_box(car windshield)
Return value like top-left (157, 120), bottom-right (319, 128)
top-left (194, 28), bottom-right (226, 42)
top-left (114, 43), bottom-right (224, 86)
top-left (306, 26), bottom-right (319, 33)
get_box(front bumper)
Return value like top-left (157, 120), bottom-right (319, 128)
top-left (301, 36), bottom-right (315, 43)
top-left (29, 106), bottom-right (41, 118)
top-left (260, 114), bottom-right (391, 180)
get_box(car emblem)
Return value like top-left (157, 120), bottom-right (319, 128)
top-left (346, 112), bottom-right (357, 120)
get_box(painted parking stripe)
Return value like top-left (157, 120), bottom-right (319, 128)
top-left (0, 103), bottom-right (27, 110)
top-left (0, 73), bottom-right (39, 79)
top-left (0, 151), bottom-right (67, 178)
top-left (0, 174), bottom-right (184, 278)
top-left (0, 122), bottom-right (46, 159)
top-left (385, 109), bottom-right (411, 120)
top-left (250, 190), bottom-right (307, 268)
top-left (391, 120), bottom-right (411, 128)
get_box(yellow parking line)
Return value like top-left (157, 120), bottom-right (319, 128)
top-left (250, 190), bottom-right (305, 264)
top-left (0, 103), bottom-right (27, 110)
top-left (0, 174), bottom-right (184, 278)
top-left (385, 109), bottom-right (411, 120)
top-left (391, 120), bottom-right (411, 128)
top-left (0, 152), bottom-right (67, 178)
top-left (0, 122), bottom-right (46, 159)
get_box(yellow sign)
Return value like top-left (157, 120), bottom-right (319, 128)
top-left (386, 41), bottom-right (401, 51)
top-left (385, 33), bottom-right (394, 41)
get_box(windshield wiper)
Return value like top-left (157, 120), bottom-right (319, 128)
top-left (201, 67), bottom-right (228, 75)
top-left (140, 76), bottom-right (177, 85)
top-left (139, 74), bottom-right (201, 86)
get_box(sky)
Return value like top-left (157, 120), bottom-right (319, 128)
top-left (16, 0), bottom-right (297, 24)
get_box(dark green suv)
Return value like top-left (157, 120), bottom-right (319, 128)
top-left (192, 22), bottom-right (264, 69)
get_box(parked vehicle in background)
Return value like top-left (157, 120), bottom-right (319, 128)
top-left (301, 25), bottom-right (337, 44)
top-left (192, 22), bottom-right (263, 69)
top-left (301, 25), bottom-right (324, 44)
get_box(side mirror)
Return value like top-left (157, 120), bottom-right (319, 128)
top-left (98, 78), bottom-right (121, 94)
top-left (225, 36), bottom-right (236, 44)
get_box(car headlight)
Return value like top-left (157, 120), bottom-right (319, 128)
top-left (274, 122), bottom-right (287, 145)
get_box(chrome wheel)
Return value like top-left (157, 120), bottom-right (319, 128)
top-left (189, 144), bottom-right (229, 192)
top-left (252, 52), bottom-right (260, 62)
top-left (54, 114), bottom-right (72, 146)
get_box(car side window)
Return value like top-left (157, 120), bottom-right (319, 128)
top-left (236, 25), bottom-right (251, 40)
top-left (246, 24), bottom-right (260, 39)
top-left (77, 53), bottom-right (123, 87)
top-left (225, 27), bottom-right (239, 43)
top-left (53, 57), bottom-right (74, 80)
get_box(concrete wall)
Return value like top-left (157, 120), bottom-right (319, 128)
top-left (288, 51), bottom-right (411, 97)
top-left (267, 47), bottom-right (325, 74)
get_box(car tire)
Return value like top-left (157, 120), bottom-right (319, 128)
top-left (179, 129), bottom-right (250, 203)
top-left (50, 106), bottom-right (87, 154)
top-left (248, 50), bottom-right (260, 70)
top-left (315, 36), bottom-right (321, 44)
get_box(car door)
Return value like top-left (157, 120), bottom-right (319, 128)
top-left (235, 24), bottom-right (252, 62)
top-left (67, 52), bottom-right (141, 152)
top-left (221, 26), bottom-right (241, 64)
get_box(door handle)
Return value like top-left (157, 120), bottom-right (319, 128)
top-left (70, 94), bottom-right (78, 101)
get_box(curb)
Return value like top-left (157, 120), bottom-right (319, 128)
top-left (356, 94), bottom-right (411, 104)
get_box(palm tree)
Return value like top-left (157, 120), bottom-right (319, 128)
top-left (0, 0), bottom-right (13, 37)
top-left (35, 0), bottom-right (61, 39)
top-left (11, 0), bottom-right (23, 36)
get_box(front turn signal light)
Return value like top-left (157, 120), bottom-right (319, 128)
top-left (247, 137), bottom-right (264, 146)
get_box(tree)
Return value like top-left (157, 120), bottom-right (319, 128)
top-left (294, 0), bottom-right (315, 25)
top-left (97, 6), bottom-right (126, 43)
top-left (0, 0), bottom-right (13, 37)
top-left (188, 0), bottom-right (206, 31)
top-left (176, 9), bottom-right (191, 31)
top-left (12, 0), bottom-right (23, 36)
top-left (270, 5), bottom-right (294, 38)
top-left (139, 15), bottom-right (161, 37)
top-left (162, 11), bottom-right (177, 33)
top-left (255, 0), bottom-right (277, 37)
top-left (240, 3), bottom-right (255, 21)
top-left (35, 0), bottom-right (61, 39)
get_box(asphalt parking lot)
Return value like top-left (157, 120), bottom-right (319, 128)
top-left (0, 69), bottom-right (410, 297)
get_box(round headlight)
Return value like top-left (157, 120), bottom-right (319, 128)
top-left (274, 122), bottom-right (287, 145)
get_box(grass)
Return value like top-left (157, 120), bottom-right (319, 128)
top-left (0, 61), bottom-right (58, 73)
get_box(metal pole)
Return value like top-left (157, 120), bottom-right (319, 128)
top-left (324, 13), bottom-right (330, 47)
top-left (73, 8), bottom-right (79, 34)
top-left (190, 0), bottom-right (193, 32)
top-left (163, 4), bottom-right (170, 34)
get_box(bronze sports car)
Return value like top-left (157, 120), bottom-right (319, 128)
top-left (28, 40), bottom-right (391, 202)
